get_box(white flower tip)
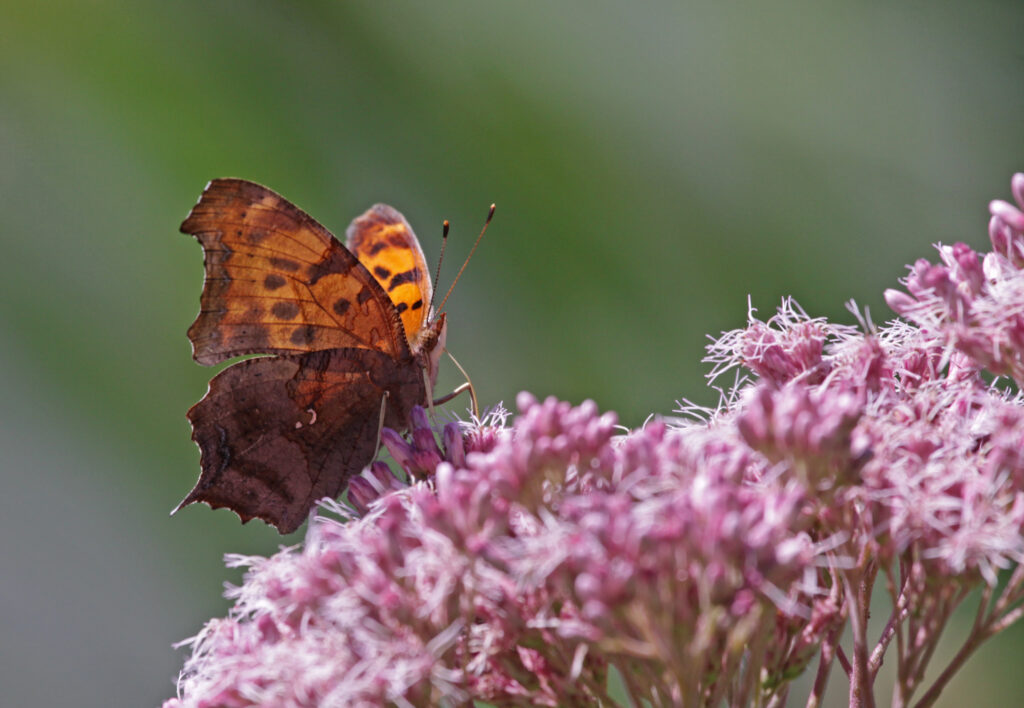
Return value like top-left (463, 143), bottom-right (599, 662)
top-left (516, 391), bottom-right (537, 411)
top-left (1011, 173), bottom-right (1024, 206)
top-left (884, 289), bottom-right (916, 314)
top-left (990, 200), bottom-right (1024, 231)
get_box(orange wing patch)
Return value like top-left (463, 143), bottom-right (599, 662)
top-left (346, 204), bottom-right (432, 343)
top-left (181, 180), bottom-right (408, 365)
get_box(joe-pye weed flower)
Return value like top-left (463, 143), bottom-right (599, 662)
top-left (165, 174), bottom-right (1024, 707)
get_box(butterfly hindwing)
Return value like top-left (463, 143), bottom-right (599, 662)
top-left (346, 204), bottom-right (433, 343)
top-left (181, 179), bottom-right (409, 365)
top-left (179, 347), bottom-right (427, 534)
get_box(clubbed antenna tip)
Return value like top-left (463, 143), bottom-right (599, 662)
top-left (437, 203), bottom-right (495, 314)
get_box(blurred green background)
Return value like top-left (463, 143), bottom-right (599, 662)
top-left (2, 1), bottom-right (1023, 705)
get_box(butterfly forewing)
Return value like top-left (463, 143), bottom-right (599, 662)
top-left (182, 179), bottom-right (408, 365)
top-left (346, 204), bottom-right (433, 343)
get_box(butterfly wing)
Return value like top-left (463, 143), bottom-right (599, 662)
top-left (346, 204), bottom-right (433, 343)
top-left (177, 347), bottom-right (426, 534)
top-left (181, 179), bottom-right (409, 365)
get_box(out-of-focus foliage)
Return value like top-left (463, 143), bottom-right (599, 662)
top-left (1, 2), bottom-right (1022, 706)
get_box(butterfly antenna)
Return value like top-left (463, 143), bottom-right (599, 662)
top-left (428, 220), bottom-right (450, 315)
top-left (436, 203), bottom-right (495, 314)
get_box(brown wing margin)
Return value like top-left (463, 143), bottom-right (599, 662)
top-left (181, 179), bottom-right (409, 365)
top-left (175, 347), bottom-right (426, 534)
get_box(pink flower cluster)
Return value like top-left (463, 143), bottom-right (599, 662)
top-left (885, 173), bottom-right (1024, 382)
top-left (166, 174), bottom-right (1024, 708)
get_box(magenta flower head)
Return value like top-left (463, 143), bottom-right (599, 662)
top-left (735, 382), bottom-right (866, 491)
top-left (707, 298), bottom-right (836, 386)
top-left (885, 173), bottom-right (1024, 384)
top-left (989, 173), bottom-right (1024, 264)
top-left (345, 407), bottom-right (470, 515)
top-left (168, 172), bottom-right (1024, 708)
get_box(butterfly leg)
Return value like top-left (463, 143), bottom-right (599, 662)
top-left (421, 371), bottom-right (476, 417)
top-left (374, 390), bottom-right (390, 455)
top-left (437, 349), bottom-right (479, 417)
top-left (432, 382), bottom-right (472, 406)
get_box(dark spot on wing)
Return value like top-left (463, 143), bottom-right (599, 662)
top-left (333, 298), bottom-right (351, 316)
top-left (373, 265), bottom-right (391, 279)
top-left (357, 288), bottom-right (373, 305)
top-left (290, 324), bottom-right (317, 346)
top-left (308, 250), bottom-right (350, 285)
top-left (264, 274), bottom-right (286, 290)
top-left (388, 268), bottom-right (420, 292)
top-left (411, 299), bottom-right (423, 311)
top-left (271, 301), bottom-right (300, 319)
top-left (395, 302), bottom-right (408, 314)
top-left (270, 257), bottom-right (301, 272)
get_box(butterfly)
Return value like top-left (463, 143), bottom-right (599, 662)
top-left (173, 179), bottom-right (449, 534)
